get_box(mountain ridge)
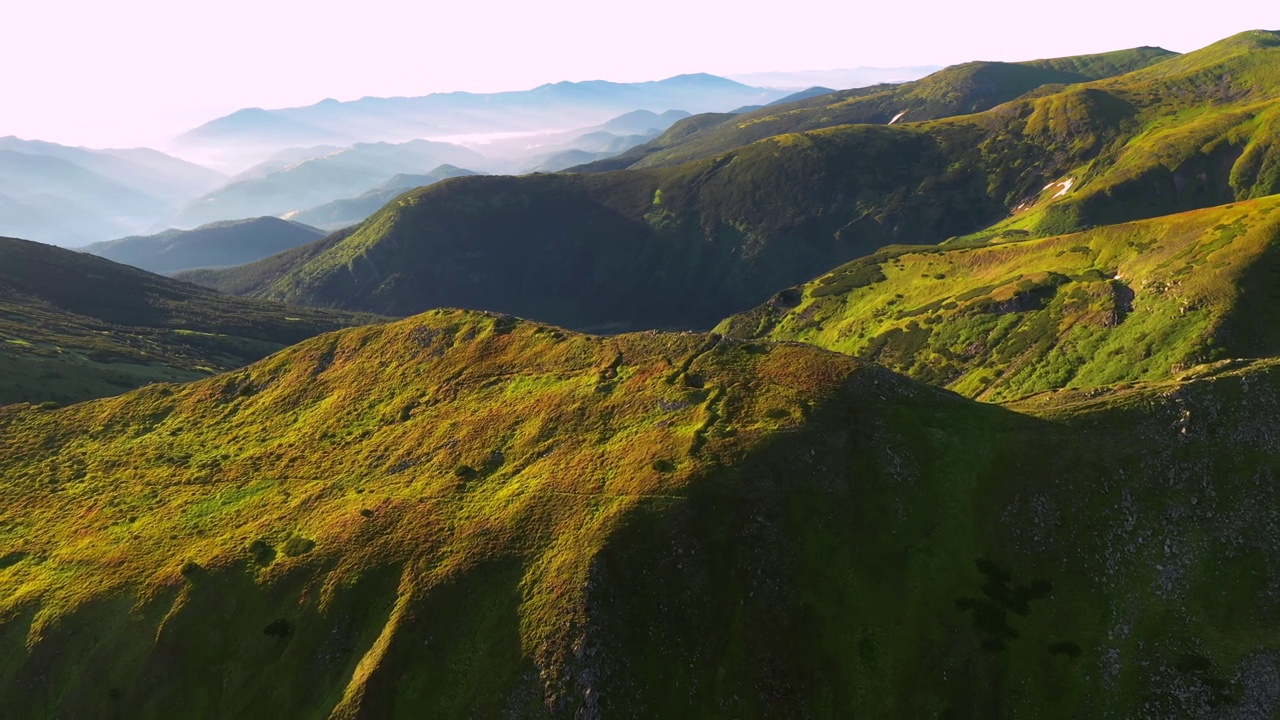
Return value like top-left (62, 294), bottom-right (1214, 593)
top-left (82, 217), bottom-right (326, 274)
top-left (1, 308), bottom-right (1278, 715)
top-left (0, 235), bottom-right (375, 405)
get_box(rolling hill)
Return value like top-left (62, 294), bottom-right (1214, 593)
top-left (0, 236), bottom-right (375, 405)
top-left (571, 46), bottom-right (1179, 173)
top-left (718, 195), bottom-right (1280, 402)
top-left (1, 308), bottom-right (1277, 716)
top-left (81, 217), bottom-right (326, 274)
top-left (184, 33), bottom-right (1278, 333)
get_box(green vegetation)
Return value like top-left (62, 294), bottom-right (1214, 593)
top-left (189, 33), bottom-right (1278, 333)
top-left (4, 31), bottom-right (1280, 717)
top-left (577, 46), bottom-right (1177, 172)
top-left (0, 237), bottom-right (377, 405)
top-left (1, 308), bottom-right (1278, 715)
top-left (719, 196), bottom-right (1280, 401)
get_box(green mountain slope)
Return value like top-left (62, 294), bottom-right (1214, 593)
top-left (190, 34), bottom-right (1278, 332)
top-left (81, 217), bottom-right (325, 274)
top-left (1, 309), bottom-right (1278, 716)
top-left (173, 227), bottom-right (355, 296)
top-left (572, 46), bottom-right (1177, 173)
top-left (0, 237), bottom-right (376, 405)
top-left (718, 196), bottom-right (1280, 402)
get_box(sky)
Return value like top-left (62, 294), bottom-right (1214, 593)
top-left (2, 0), bottom-right (1276, 148)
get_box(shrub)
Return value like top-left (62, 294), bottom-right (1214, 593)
top-left (248, 539), bottom-right (276, 566)
top-left (282, 536), bottom-right (315, 557)
top-left (263, 618), bottom-right (293, 638)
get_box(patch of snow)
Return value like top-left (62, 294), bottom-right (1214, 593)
top-left (1052, 178), bottom-right (1074, 199)
top-left (888, 110), bottom-right (907, 125)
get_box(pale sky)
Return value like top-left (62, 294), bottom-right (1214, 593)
top-left (3, 0), bottom-right (1275, 148)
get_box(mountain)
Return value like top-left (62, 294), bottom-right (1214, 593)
top-left (0, 138), bottom-right (226, 246)
top-left (718, 195), bottom-right (1280, 402)
top-left (767, 86), bottom-right (837, 104)
top-left (0, 137), bottom-right (224, 206)
top-left (187, 35), bottom-right (1277, 332)
top-left (173, 140), bottom-right (489, 228)
top-left (727, 65), bottom-right (942, 89)
top-left (509, 111), bottom-right (695, 173)
top-left (286, 165), bottom-right (480, 230)
top-left (174, 226), bottom-right (353, 296)
top-left (573, 46), bottom-right (1179, 173)
top-left (1, 307), bottom-right (1278, 715)
top-left (80, 217), bottom-right (327, 274)
top-left (597, 109), bottom-right (692, 135)
top-left (0, 236), bottom-right (375, 405)
top-left (524, 132), bottom-right (663, 173)
top-left (227, 145), bottom-right (346, 182)
top-left (172, 75), bottom-right (787, 169)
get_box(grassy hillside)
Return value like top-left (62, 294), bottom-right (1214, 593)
top-left (718, 196), bottom-right (1280, 402)
top-left (0, 237), bottom-right (376, 405)
top-left (188, 34), bottom-right (1278, 333)
top-left (81, 217), bottom-right (325, 274)
top-left (574, 46), bottom-right (1177, 173)
top-left (1, 308), bottom-right (1277, 716)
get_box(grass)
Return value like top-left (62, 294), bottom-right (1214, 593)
top-left (2, 30), bottom-right (1280, 719)
top-left (0, 236), bottom-right (379, 405)
top-left (718, 196), bottom-right (1280, 402)
top-left (0, 308), bottom-right (1277, 715)
top-left (188, 33), bottom-right (1280, 335)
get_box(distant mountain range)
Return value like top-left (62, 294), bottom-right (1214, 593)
top-left (81, 217), bottom-right (326, 274)
top-left (573, 46), bottom-right (1178, 173)
top-left (171, 75), bottom-right (789, 170)
top-left (173, 140), bottom-right (488, 227)
top-left (287, 166), bottom-right (480, 230)
top-left (186, 38), bottom-right (1280, 335)
top-left (0, 137), bottom-right (225, 246)
top-left (727, 65), bottom-right (942, 89)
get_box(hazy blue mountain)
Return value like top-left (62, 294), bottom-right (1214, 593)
top-left (288, 165), bottom-right (480, 230)
top-left (598, 109), bottom-right (692, 135)
top-left (227, 145), bottom-right (346, 183)
top-left (80, 217), bottom-right (326, 274)
top-left (0, 192), bottom-right (123, 247)
top-left (0, 137), bottom-right (223, 205)
top-left (172, 75), bottom-right (786, 168)
top-left (0, 138), bottom-right (226, 245)
top-left (768, 87), bottom-right (837, 104)
top-left (526, 132), bottom-right (661, 172)
top-left (727, 65), bottom-right (942, 89)
top-left (0, 150), bottom-right (170, 244)
top-left (529, 149), bottom-right (611, 173)
top-left (174, 140), bottom-right (488, 227)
